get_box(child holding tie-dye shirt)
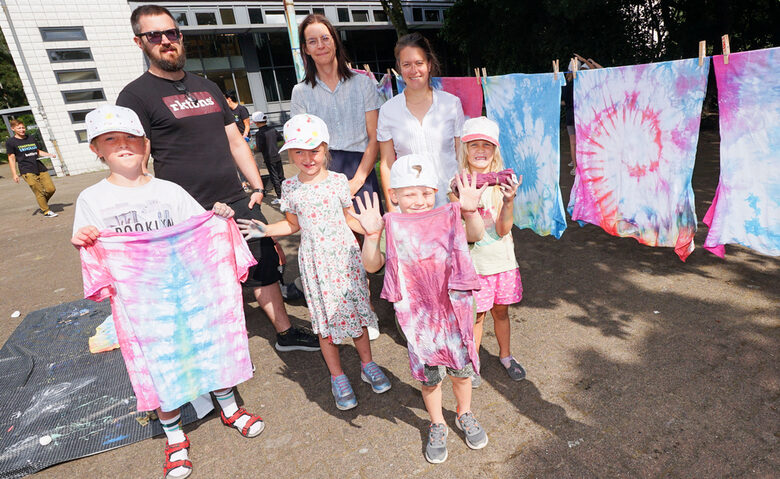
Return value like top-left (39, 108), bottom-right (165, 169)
top-left (71, 105), bottom-right (264, 479)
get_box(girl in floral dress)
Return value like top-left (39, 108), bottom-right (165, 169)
top-left (238, 114), bottom-right (390, 411)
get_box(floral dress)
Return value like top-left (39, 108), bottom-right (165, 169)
top-left (280, 172), bottom-right (377, 343)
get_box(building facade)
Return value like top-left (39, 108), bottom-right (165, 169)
top-left (0, 0), bottom-right (453, 176)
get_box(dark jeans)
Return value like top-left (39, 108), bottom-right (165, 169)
top-left (264, 157), bottom-right (285, 198)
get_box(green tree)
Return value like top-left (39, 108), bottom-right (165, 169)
top-left (0, 29), bottom-right (27, 109)
top-left (380, 0), bottom-right (409, 38)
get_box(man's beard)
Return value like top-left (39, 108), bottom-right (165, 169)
top-left (145, 43), bottom-right (187, 72)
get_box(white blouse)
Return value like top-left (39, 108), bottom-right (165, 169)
top-left (377, 89), bottom-right (465, 206)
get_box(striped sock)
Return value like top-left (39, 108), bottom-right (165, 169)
top-left (160, 413), bottom-right (189, 477)
top-left (213, 388), bottom-right (262, 436)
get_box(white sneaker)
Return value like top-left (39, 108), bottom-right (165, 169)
top-left (367, 325), bottom-right (380, 340)
top-left (44, 211), bottom-right (58, 217)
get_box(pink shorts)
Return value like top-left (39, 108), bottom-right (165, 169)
top-left (473, 268), bottom-right (523, 313)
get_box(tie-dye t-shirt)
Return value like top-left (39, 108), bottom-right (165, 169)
top-left (380, 203), bottom-right (481, 381)
top-left (79, 212), bottom-right (256, 412)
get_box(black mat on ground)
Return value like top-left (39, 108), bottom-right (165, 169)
top-left (0, 299), bottom-right (200, 479)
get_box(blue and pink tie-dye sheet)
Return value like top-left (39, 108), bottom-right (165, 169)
top-left (352, 69), bottom-right (394, 104)
top-left (483, 73), bottom-right (567, 238)
top-left (396, 76), bottom-right (483, 119)
top-left (568, 59), bottom-right (709, 260)
top-left (80, 212), bottom-right (256, 411)
top-left (703, 47), bottom-right (780, 257)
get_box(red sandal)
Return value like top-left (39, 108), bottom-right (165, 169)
top-left (219, 407), bottom-right (265, 438)
top-left (163, 434), bottom-right (192, 479)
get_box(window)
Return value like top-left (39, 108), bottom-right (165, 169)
top-left (62, 89), bottom-right (105, 103)
top-left (219, 8), bottom-right (236, 25)
top-left (54, 69), bottom-right (99, 84)
top-left (47, 48), bottom-right (92, 63)
top-left (171, 11), bottom-right (188, 26)
top-left (313, 8), bottom-right (325, 15)
top-left (68, 109), bottom-right (93, 124)
top-left (264, 10), bottom-right (286, 25)
top-left (424, 10), bottom-right (440, 22)
top-left (296, 9), bottom-right (309, 17)
top-left (195, 12), bottom-right (217, 26)
top-left (412, 8), bottom-right (423, 22)
top-left (40, 27), bottom-right (86, 42)
top-left (352, 10), bottom-right (369, 22)
top-left (373, 10), bottom-right (388, 22)
top-left (75, 130), bottom-right (88, 143)
top-left (248, 8), bottom-right (263, 24)
top-left (337, 8), bottom-right (349, 22)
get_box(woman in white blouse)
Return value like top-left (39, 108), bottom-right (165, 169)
top-left (377, 33), bottom-right (465, 210)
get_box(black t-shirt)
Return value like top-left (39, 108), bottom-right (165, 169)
top-left (254, 125), bottom-right (282, 163)
top-left (5, 135), bottom-right (46, 175)
top-left (230, 104), bottom-right (250, 136)
top-left (117, 71), bottom-right (245, 209)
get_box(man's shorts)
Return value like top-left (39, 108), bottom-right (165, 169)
top-left (421, 363), bottom-right (475, 387)
top-left (227, 196), bottom-right (282, 288)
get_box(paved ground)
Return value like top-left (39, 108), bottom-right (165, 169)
top-left (0, 126), bottom-right (777, 478)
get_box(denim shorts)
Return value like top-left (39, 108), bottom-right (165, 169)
top-left (421, 363), bottom-right (475, 386)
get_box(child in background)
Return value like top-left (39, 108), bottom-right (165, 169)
top-left (71, 105), bottom-right (264, 479)
top-left (5, 119), bottom-right (59, 217)
top-left (453, 117), bottom-right (525, 386)
top-left (252, 111), bottom-right (285, 202)
top-left (238, 114), bottom-right (391, 411)
top-left (351, 154), bottom-right (489, 464)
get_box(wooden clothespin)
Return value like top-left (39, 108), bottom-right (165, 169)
top-left (698, 40), bottom-right (706, 66)
top-left (363, 63), bottom-right (372, 74)
top-left (553, 59), bottom-right (559, 81)
top-left (347, 62), bottom-right (353, 69)
top-left (390, 68), bottom-right (399, 77)
top-left (474, 67), bottom-right (481, 86)
top-left (481, 67), bottom-right (487, 78)
top-left (721, 34), bottom-right (730, 65)
top-left (572, 57), bottom-right (579, 79)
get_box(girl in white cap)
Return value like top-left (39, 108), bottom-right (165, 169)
top-left (238, 113), bottom-right (391, 411)
top-left (71, 104), bottom-right (264, 479)
top-left (453, 116), bottom-right (526, 385)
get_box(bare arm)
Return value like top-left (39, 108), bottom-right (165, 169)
top-left (495, 178), bottom-right (520, 237)
top-left (344, 207), bottom-right (367, 235)
top-left (225, 123), bottom-right (264, 207)
top-left (237, 212), bottom-right (300, 239)
top-left (349, 109), bottom-right (380, 196)
top-left (37, 149), bottom-right (55, 158)
top-left (348, 192), bottom-right (386, 273)
top-left (379, 139), bottom-right (396, 212)
top-left (8, 154), bottom-right (19, 182)
top-left (241, 118), bottom-right (251, 138)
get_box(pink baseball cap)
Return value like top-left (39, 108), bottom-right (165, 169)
top-left (461, 116), bottom-right (500, 145)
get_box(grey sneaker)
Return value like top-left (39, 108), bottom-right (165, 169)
top-left (503, 358), bottom-right (526, 381)
top-left (330, 374), bottom-right (357, 410)
top-left (360, 361), bottom-right (391, 394)
top-left (456, 411), bottom-right (488, 449)
top-left (425, 423), bottom-right (448, 464)
top-left (471, 372), bottom-right (482, 389)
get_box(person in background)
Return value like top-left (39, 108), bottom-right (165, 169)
top-left (252, 111), bottom-right (285, 202)
top-left (225, 90), bottom-right (251, 140)
top-left (5, 119), bottom-right (59, 217)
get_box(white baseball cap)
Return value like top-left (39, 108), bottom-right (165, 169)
top-left (390, 154), bottom-right (438, 189)
top-left (251, 111), bottom-right (267, 123)
top-left (461, 116), bottom-right (499, 145)
top-left (279, 114), bottom-right (330, 153)
top-left (85, 105), bottom-right (145, 143)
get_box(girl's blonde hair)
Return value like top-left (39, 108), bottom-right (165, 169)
top-left (457, 139), bottom-right (506, 212)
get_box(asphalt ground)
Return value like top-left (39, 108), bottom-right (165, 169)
top-left (0, 126), bottom-right (777, 478)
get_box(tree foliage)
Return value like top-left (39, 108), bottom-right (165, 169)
top-left (0, 29), bottom-right (28, 109)
top-left (441, 0), bottom-right (779, 75)
top-left (380, 0), bottom-right (409, 38)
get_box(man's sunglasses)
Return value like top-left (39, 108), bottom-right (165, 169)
top-left (173, 81), bottom-right (199, 105)
top-left (135, 28), bottom-right (181, 44)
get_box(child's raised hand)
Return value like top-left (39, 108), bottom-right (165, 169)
top-left (212, 202), bottom-right (235, 219)
top-left (500, 174), bottom-right (522, 203)
top-left (236, 219), bottom-right (268, 239)
top-left (348, 191), bottom-right (384, 237)
top-left (455, 171), bottom-right (488, 212)
top-left (71, 226), bottom-right (100, 248)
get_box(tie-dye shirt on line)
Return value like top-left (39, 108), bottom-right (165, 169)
top-left (380, 203), bottom-right (481, 381)
top-left (568, 58), bottom-right (709, 260)
top-left (703, 47), bottom-right (780, 257)
top-left (79, 212), bottom-right (256, 412)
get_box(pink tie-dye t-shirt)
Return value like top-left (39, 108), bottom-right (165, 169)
top-left (381, 203), bottom-right (481, 381)
top-left (80, 212), bottom-right (256, 412)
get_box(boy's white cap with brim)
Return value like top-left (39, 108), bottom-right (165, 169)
top-left (278, 114), bottom-right (329, 153)
top-left (85, 104), bottom-right (145, 143)
top-left (390, 154), bottom-right (439, 189)
top-left (251, 111), bottom-right (267, 123)
top-left (461, 116), bottom-right (500, 145)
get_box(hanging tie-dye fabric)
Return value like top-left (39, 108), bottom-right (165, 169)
top-left (568, 59), bottom-right (709, 260)
top-left (703, 47), bottom-right (780, 257)
top-left (396, 76), bottom-right (484, 119)
top-left (483, 73), bottom-right (567, 238)
top-left (352, 69), bottom-right (394, 104)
